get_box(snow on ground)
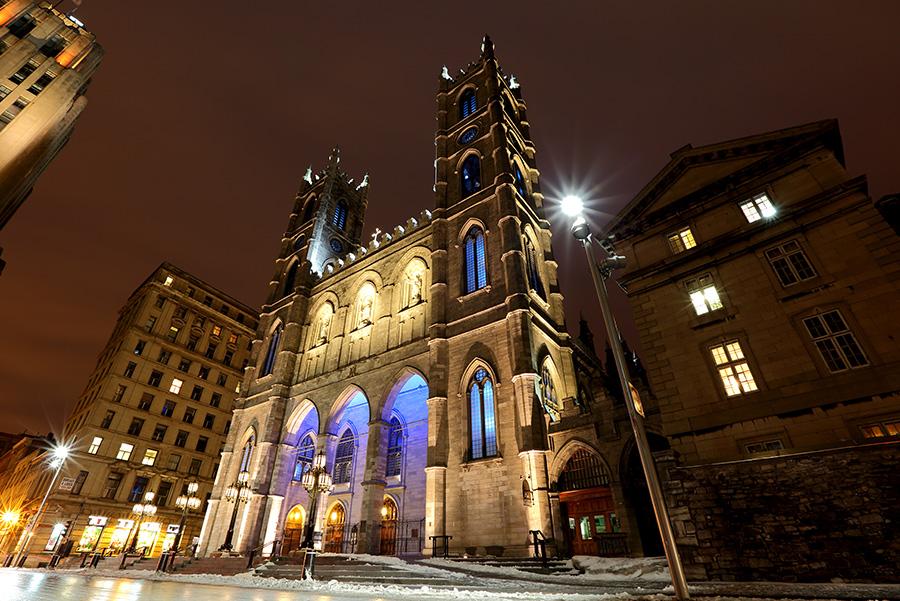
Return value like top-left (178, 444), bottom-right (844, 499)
top-left (571, 556), bottom-right (670, 581)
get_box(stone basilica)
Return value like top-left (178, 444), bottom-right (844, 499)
top-left (198, 37), bottom-right (661, 559)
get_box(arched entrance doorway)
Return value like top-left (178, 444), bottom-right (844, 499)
top-left (379, 497), bottom-right (399, 555)
top-left (558, 448), bottom-right (617, 556)
top-left (621, 434), bottom-right (668, 556)
top-left (282, 504), bottom-right (305, 553)
top-left (324, 502), bottom-right (346, 553)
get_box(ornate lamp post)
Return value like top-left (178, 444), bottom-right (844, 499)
top-left (219, 470), bottom-right (251, 552)
top-left (300, 450), bottom-right (333, 550)
top-left (173, 481), bottom-right (202, 554)
top-left (561, 195), bottom-right (690, 601)
top-left (127, 491), bottom-right (157, 553)
top-left (13, 443), bottom-right (70, 566)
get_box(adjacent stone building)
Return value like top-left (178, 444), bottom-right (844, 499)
top-left (0, 1), bottom-right (103, 271)
top-left (607, 121), bottom-right (900, 581)
top-left (199, 38), bottom-right (661, 560)
top-left (19, 263), bottom-right (257, 564)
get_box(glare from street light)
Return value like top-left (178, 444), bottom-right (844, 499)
top-left (560, 195), bottom-right (584, 217)
top-left (1, 510), bottom-right (19, 525)
top-left (52, 444), bottom-right (70, 462)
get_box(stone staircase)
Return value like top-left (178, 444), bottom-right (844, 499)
top-left (170, 555), bottom-right (251, 575)
top-left (445, 556), bottom-right (577, 576)
top-left (255, 554), bottom-right (473, 587)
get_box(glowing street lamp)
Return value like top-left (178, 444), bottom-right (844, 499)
top-left (172, 481), bottom-right (202, 554)
top-left (219, 470), bottom-right (252, 552)
top-left (300, 451), bottom-right (333, 551)
top-left (0, 510), bottom-right (20, 556)
top-left (127, 491), bottom-right (157, 554)
top-left (560, 195), bottom-right (690, 601)
top-left (13, 443), bottom-right (71, 566)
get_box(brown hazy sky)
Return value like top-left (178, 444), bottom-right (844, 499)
top-left (1, 1), bottom-right (898, 436)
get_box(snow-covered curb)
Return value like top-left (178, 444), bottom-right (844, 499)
top-left (571, 556), bottom-right (670, 581)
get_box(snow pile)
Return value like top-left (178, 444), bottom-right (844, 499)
top-left (571, 556), bottom-right (669, 581)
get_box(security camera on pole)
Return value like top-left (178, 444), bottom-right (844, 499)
top-left (561, 195), bottom-right (690, 601)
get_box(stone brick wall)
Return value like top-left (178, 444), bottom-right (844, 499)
top-left (659, 443), bottom-right (900, 583)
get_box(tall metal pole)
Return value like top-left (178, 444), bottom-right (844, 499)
top-left (577, 234), bottom-right (691, 601)
top-left (13, 459), bottom-right (64, 566)
top-left (301, 484), bottom-right (320, 550)
top-left (220, 498), bottom-right (242, 552)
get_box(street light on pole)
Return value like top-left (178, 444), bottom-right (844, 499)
top-left (127, 491), bottom-right (157, 554)
top-left (13, 443), bottom-right (71, 567)
top-left (219, 470), bottom-right (252, 552)
top-left (173, 481), bottom-right (202, 555)
top-left (300, 450), bottom-right (333, 551)
top-left (561, 195), bottom-right (691, 601)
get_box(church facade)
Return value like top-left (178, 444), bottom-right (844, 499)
top-left (198, 38), bottom-right (659, 559)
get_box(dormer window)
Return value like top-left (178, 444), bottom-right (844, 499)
top-left (667, 227), bottom-right (696, 254)
top-left (740, 192), bottom-right (777, 223)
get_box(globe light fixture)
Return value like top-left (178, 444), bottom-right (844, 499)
top-left (219, 470), bottom-right (252, 552)
top-left (300, 450), bottom-right (334, 554)
top-left (560, 194), bottom-right (584, 217)
top-left (172, 481), bottom-right (202, 555)
top-left (127, 491), bottom-right (158, 553)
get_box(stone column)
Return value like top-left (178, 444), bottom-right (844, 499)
top-left (424, 396), bottom-right (449, 556)
top-left (359, 418), bottom-right (390, 554)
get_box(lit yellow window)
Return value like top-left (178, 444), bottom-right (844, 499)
top-left (116, 443), bottom-right (134, 461)
top-left (740, 192), bottom-right (777, 223)
top-left (88, 436), bottom-right (102, 455)
top-left (163, 276), bottom-right (174, 286)
top-left (685, 274), bottom-right (723, 315)
top-left (667, 227), bottom-right (697, 254)
top-left (212, 325), bottom-right (222, 336)
top-left (169, 378), bottom-right (183, 394)
top-left (710, 340), bottom-right (758, 396)
top-left (141, 449), bottom-right (158, 466)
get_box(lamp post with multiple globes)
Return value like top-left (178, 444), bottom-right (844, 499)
top-left (13, 443), bottom-right (70, 566)
top-left (560, 194), bottom-right (690, 601)
top-left (300, 451), bottom-right (333, 550)
top-left (127, 491), bottom-right (157, 554)
top-left (173, 481), bottom-right (202, 554)
top-left (219, 470), bottom-right (252, 552)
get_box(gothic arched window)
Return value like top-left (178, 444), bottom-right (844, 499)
top-left (239, 434), bottom-right (255, 472)
top-left (469, 367), bottom-right (497, 459)
top-left (460, 88), bottom-right (477, 119)
top-left (283, 261), bottom-right (299, 297)
top-left (461, 155), bottom-right (481, 197)
top-left (293, 433), bottom-right (315, 481)
top-left (541, 360), bottom-right (561, 422)
top-left (386, 417), bottom-right (403, 477)
top-left (261, 324), bottom-right (282, 377)
top-left (513, 162), bottom-right (528, 198)
top-left (333, 429), bottom-right (355, 484)
top-left (524, 236), bottom-right (545, 298)
top-left (333, 200), bottom-right (348, 231)
top-left (463, 226), bottom-right (488, 294)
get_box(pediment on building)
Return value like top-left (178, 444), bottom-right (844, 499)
top-left (608, 120), bottom-right (843, 236)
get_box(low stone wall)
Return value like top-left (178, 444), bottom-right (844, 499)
top-left (657, 442), bottom-right (900, 583)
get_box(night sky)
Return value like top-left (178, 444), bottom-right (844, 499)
top-left (1, 2), bottom-right (898, 436)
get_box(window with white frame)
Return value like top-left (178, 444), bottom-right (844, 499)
top-left (667, 227), bottom-right (697, 254)
top-left (169, 378), bottom-right (183, 394)
top-left (116, 442), bottom-right (134, 461)
top-left (685, 274), bottom-right (724, 315)
top-left (802, 310), bottom-right (868, 372)
top-left (765, 240), bottom-right (816, 286)
top-left (88, 436), bottom-right (102, 455)
top-left (740, 192), bottom-right (777, 223)
top-left (710, 340), bottom-right (758, 396)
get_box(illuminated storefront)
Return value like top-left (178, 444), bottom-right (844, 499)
top-left (77, 516), bottom-right (108, 552)
top-left (161, 524), bottom-right (180, 552)
top-left (44, 523), bottom-right (67, 552)
top-left (108, 519), bottom-right (134, 553)
top-left (136, 521), bottom-right (160, 553)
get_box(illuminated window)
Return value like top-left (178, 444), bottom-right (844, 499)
top-left (386, 417), bottom-right (403, 477)
top-left (167, 326), bottom-right (180, 342)
top-left (460, 88), bottom-right (477, 118)
top-left (461, 155), bottom-right (481, 197)
top-left (710, 340), bottom-right (758, 396)
top-left (685, 274), bottom-right (724, 315)
top-left (142, 449), bottom-right (158, 466)
top-left (169, 378), bottom-right (183, 394)
top-left (463, 226), bottom-right (488, 294)
top-left (332, 200), bottom-right (348, 230)
top-left (116, 443), bottom-right (134, 461)
top-left (163, 276), bottom-right (174, 286)
top-left (228, 333), bottom-right (238, 345)
top-left (355, 283), bottom-right (376, 328)
top-left (211, 325), bottom-right (222, 337)
top-left (667, 227), bottom-right (697, 253)
top-left (88, 436), bottom-right (102, 455)
top-left (803, 310), bottom-right (868, 372)
top-left (293, 434), bottom-right (315, 481)
top-left (740, 192), bottom-right (777, 223)
top-left (860, 419), bottom-right (900, 440)
top-left (766, 240), bottom-right (816, 286)
top-left (540, 361), bottom-right (561, 422)
top-left (333, 429), bottom-right (355, 484)
top-left (469, 367), bottom-right (498, 459)
top-left (261, 324), bottom-right (282, 376)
